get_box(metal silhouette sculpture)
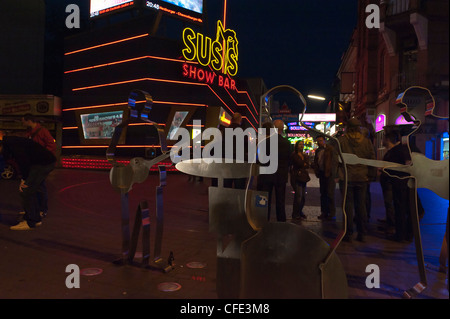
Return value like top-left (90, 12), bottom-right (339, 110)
top-left (107, 90), bottom-right (174, 272)
top-left (177, 85), bottom-right (349, 299)
top-left (340, 86), bottom-right (448, 298)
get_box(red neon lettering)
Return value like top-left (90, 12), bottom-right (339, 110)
top-left (231, 79), bottom-right (236, 91)
top-left (189, 65), bottom-right (197, 78)
top-left (183, 63), bottom-right (216, 85)
top-left (218, 75), bottom-right (223, 87)
top-left (197, 69), bottom-right (205, 81)
top-left (222, 77), bottom-right (230, 89)
top-left (205, 71), bottom-right (216, 84)
top-left (182, 63), bottom-right (189, 77)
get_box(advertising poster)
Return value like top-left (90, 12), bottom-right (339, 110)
top-left (80, 110), bottom-right (123, 139)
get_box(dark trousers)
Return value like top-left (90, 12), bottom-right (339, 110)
top-left (20, 163), bottom-right (54, 227)
top-left (258, 175), bottom-right (286, 222)
top-left (319, 171), bottom-right (336, 217)
top-left (292, 181), bottom-right (306, 218)
top-left (380, 175), bottom-right (410, 240)
top-left (380, 175), bottom-right (396, 229)
top-left (37, 180), bottom-right (48, 214)
top-left (340, 181), bottom-right (367, 236)
top-left (366, 183), bottom-right (372, 220)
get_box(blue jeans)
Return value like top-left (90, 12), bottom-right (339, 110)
top-left (20, 163), bottom-right (55, 227)
top-left (292, 181), bottom-right (306, 218)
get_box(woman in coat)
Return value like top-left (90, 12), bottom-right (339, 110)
top-left (290, 140), bottom-right (310, 220)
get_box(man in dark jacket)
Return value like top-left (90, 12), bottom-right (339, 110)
top-left (223, 112), bottom-right (247, 189)
top-left (257, 119), bottom-right (291, 222)
top-left (0, 132), bottom-right (56, 230)
top-left (314, 134), bottom-right (339, 220)
top-left (380, 130), bottom-right (412, 242)
top-left (338, 118), bottom-right (376, 242)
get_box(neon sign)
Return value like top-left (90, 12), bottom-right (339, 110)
top-left (375, 114), bottom-right (386, 132)
top-left (182, 20), bottom-right (238, 76)
top-left (395, 114), bottom-right (415, 125)
top-left (182, 63), bottom-right (236, 90)
top-left (220, 111), bottom-right (231, 125)
top-left (300, 113), bottom-right (336, 122)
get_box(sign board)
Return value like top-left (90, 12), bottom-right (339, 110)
top-left (375, 114), bottom-right (386, 132)
top-left (271, 114), bottom-right (299, 123)
top-left (182, 20), bottom-right (238, 76)
top-left (300, 113), bottom-right (336, 122)
top-left (0, 95), bottom-right (61, 117)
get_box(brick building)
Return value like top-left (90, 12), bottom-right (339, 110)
top-left (337, 0), bottom-right (448, 160)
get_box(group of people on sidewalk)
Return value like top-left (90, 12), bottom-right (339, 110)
top-left (246, 116), bottom-right (424, 245)
top-left (0, 114), bottom-right (56, 231)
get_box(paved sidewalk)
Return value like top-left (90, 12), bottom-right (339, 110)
top-left (0, 168), bottom-right (448, 301)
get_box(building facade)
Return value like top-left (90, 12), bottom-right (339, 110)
top-left (61, 2), bottom-right (264, 170)
top-left (337, 0), bottom-right (449, 160)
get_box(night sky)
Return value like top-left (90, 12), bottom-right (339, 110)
top-left (205, 0), bottom-right (358, 112)
top-left (47, 0), bottom-right (358, 112)
top-left (208, 1), bottom-right (357, 92)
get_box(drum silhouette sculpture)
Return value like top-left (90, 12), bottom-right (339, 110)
top-left (176, 85), bottom-right (349, 299)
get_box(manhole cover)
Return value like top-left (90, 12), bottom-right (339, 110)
top-left (80, 268), bottom-right (103, 276)
top-left (186, 261), bottom-right (206, 269)
top-left (158, 282), bottom-right (181, 292)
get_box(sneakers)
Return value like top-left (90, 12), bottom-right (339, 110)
top-left (10, 221), bottom-right (34, 231)
top-left (10, 220), bottom-right (42, 230)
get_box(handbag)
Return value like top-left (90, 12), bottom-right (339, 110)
top-left (291, 167), bottom-right (311, 183)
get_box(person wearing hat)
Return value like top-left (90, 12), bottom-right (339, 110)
top-left (337, 117), bottom-right (376, 242)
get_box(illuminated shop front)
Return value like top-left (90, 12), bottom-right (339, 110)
top-left (284, 113), bottom-right (336, 157)
top-left (62, 0), bottom-right (262, 170)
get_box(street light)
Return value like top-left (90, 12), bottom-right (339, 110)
top-left (307, 95), bottom-right (326, 101)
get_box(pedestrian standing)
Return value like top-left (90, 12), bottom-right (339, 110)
top-left (290, 140), bottom-right (310, 220)
top-left (379, 130), bottom-right (412, 242)
top-left (313, 134), bottom-right (338, 220)
top-left (338, 118), bottom-right (376, 242)
top-left (22, 113), bottom-right (56, 218)
top-left (257, 120), bottom-right (291, 222)
top-left (224, 112), bottom-right (247, 189)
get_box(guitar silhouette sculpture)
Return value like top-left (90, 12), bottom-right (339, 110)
top-left (340, 86), bottom-right (448, 298)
